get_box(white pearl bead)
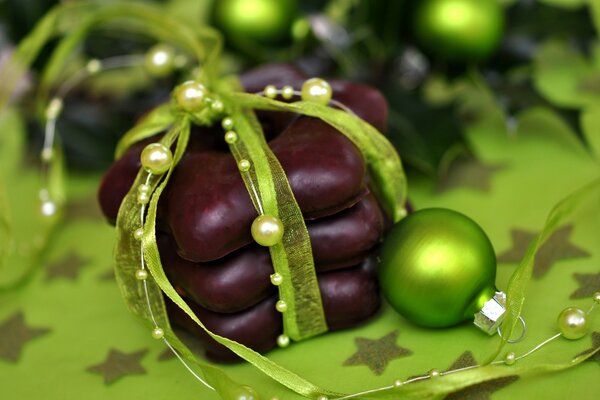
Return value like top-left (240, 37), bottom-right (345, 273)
top-left (275, 300), bottom-right (288, 313)
top-left (594, 292), bottom-right (600, 304)
top-left (557, 307), bottom-right (588, 340)
top-left (135, 269), bottom-right (148, 280)
top-left (393, 379), bottom-right (403, 388)
top-left (211, 99), bottom-right (224, 113)
top-left (140, 143), bottom-right (173, 175)
top-left (224, 131), bottom-right (238, 144)
top-left (40, 148), bottom-right (54, 162)
top-left (301, 78), bottom-right (332, 105)
top-left (45, 98), bottom-right (63, 119)
top-left (251, 215), bottom-right (284, 247)
top-left (317, 396), bottom-right (328, 400)
top-left (264, 85), bottom-right (278, 99)
top-left (504, 351), bottom-right (516, 365)
top-left (270, 273), bottom-right (283, 286)
top-left (138, 184), bottom-right (150, 195)
top-left (134, 228), bottom-right (144, 240)
top-left (276, 334), bottom-right (290, 348)
top-left (145, 44), bottom-right (175, 77)
top-left (281, 85), bottom-right (294, 100)
top-left (86, 59), bottom-right (102, 74)
top-left (41, 200), bottom-right (57, 217)
top-left (152, 327), bottom-right (164, 339)
top-left (137, 191), bottom-right (150, 205)
top-left (238, 159), bottom-right (251, 172)
top-left (428, 369), bottom-right (440, 378)
top-left (222, 117), bottom-right (234, 130)
top-left (174, 81), bottom-right (207, 112)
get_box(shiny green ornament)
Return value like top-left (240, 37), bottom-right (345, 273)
top-left (379, 208), bottom-right (506, 333)
top-left (213, 0), bottom-right (297, 45)
top-left (414, 0), bottom-right (504, 61)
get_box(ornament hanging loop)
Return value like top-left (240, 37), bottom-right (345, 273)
top-left (497, 316), bottom-right (527, 344)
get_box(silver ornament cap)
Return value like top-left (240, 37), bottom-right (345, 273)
top-left (474, 291), bottom-right (507, 335)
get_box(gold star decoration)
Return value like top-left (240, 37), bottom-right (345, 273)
top-left (574, 332), bottom-right (600, 366)
top-left (343, 330), bottom-right (412, 376)
top-left (570, 272), bottom-right (600, 299)
top-left (87, 348), bottom-right (148, 384)
top-left (45, 251), bottom-right (90, 281)
top-left (497, 225), bottom-right (590, 278)
top-left (444, 351), bottom-right (519, 400)
top-left (0, 311), bottom-right (51, 362)
top-left (436, 155), bottom-right (507, 193)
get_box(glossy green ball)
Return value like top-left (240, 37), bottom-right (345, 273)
top-left (213, 0), bottom-right (297, 45)
top-left (379, 208), bottom-right (497, 328)
top-left (414, 0), bottom-right (504, 61)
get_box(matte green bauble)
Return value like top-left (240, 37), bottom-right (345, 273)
top-left (413, 0), bottom-right (504, 61)
top-left (213, 0), bottom-right (297, 45)
top-left (379, 208), bottom-right (497, 328)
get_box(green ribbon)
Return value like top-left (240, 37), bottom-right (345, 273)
top-left (228, 105), bottom-right (328, 341)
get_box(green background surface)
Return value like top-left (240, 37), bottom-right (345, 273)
top-left (0, 107), bottom-right (599, 399)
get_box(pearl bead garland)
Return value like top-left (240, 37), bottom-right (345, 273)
top-left (275, 300), bottom-right (288, 313)
top-left (152, 327), bottom-right (165, 339)
top-left (276, 334), bottom-right (290, 348)
top-left (270, 273), bottom-right (283, 286)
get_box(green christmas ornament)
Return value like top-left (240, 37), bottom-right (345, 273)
top-left (379, 208), bottom-right (507, 334)
top-left (413, 0), bottom-right (504, 61)
top-left (213, 0), bottom-right (298, 45)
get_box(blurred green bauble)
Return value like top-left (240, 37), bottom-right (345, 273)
top-left (213, 0), bottom-right (298, 46)
top-left (378, 208), bottom-right (497, 328)
top-left (413, 0), bottom-right (504, 61)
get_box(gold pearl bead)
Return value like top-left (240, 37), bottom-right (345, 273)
top-left (224, 131), bottom-right (238, 144)
top-left (275, 300), bottom-right (288, 313)
top-left (281, 85), bottom-right (295, 100)
top-left (277, 334), bottom-right (290, 348)
top-left (152, 327), bottom-right (164, 339)
top-left (504, 351), bottom-right (516, 365)
top-left (593, 292), bottom-right (600, 304)
top-left (137, 191), bottom-right (150, 205)
top-left (301, 78), bottom-right (332, 105)
top-left (134, 228), bottom-right (144, 241)
top-left (222, 117), bottom-right (234, 130)
top-left (238, 159), bottom-right (251, 172)
top-left (145, 44), bottom-right (176, 77)
top-left (264, 85), bottom-right (278, 98)
top-left (558, 307), bottom-right (588, 340)
top-left (251, 215), bottom-right (284, 247)
top-left (140, 143), bottom-right (173, 175)
top-left (270, 273), bottom-right (283, 286)
top-left (174, 81), bottom-right (207, 112)
top-left (135, 269), bottom-right (148, 280)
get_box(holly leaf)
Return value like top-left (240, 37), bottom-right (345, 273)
top-left (533, 40), bottom-right (600, 108)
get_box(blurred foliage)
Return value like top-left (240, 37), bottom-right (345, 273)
top-left (1, 0), bottom-right (599, 177)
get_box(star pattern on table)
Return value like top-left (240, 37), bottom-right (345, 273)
top-left (0, 311), bottom-right (51, 362)
top-left (444, 351), bottom-right (519, 400)
top-left (570, 272), bottom-right (600, 299)
top-left (497, 225), bottom-right (590, 278)
top-left (437, 155), bottom-right (507, 193)
top-left (46, 251), bottom-right (91, 282)
top-left (157, 348), bottom-right (176, 362)
top-left (574, 332), bottom-right (600, 366)
top-left (87, 348), bottom-right (148, 384)
top-left (343, 330), bottom-right (412, 376)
